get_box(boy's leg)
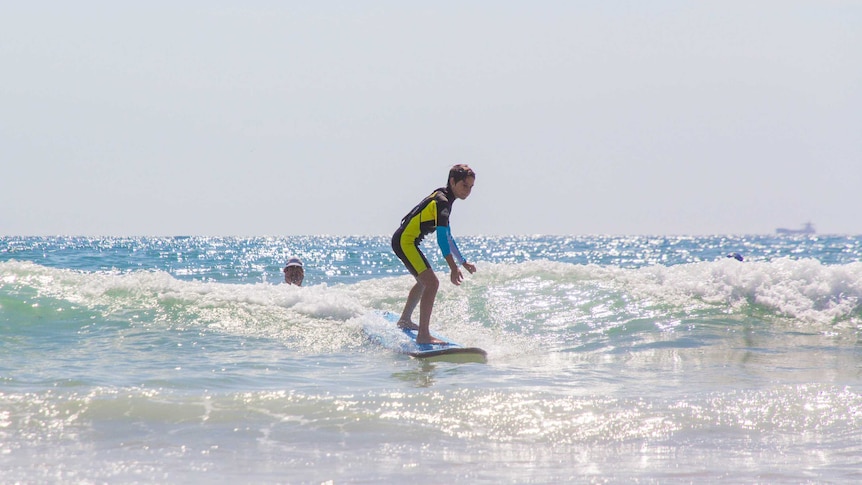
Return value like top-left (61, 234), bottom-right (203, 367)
top-left (416, 269), bottom-right (444, 344)
top-left (398, 281), bottom-right (423, 330)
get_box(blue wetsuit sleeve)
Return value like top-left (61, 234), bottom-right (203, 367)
top-left (436, 226), bottom-right (466, 264)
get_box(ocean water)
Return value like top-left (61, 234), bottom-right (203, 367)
top-left (2, 235), bottom-right (862, 483)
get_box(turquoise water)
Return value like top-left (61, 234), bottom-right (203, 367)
top-left (2, 235), bottom-right (862, 483)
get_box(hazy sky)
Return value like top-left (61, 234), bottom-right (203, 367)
top-left (2, 1), bottom-right (860, 236)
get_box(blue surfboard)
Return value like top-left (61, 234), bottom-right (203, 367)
top-left (365, 312), bottom-right (487, 363)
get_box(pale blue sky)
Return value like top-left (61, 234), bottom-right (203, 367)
top-left (2, 1), bottom-right (860, 236)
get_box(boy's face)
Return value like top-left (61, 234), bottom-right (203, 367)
top-left (451, 176), bottom-right (475, 200)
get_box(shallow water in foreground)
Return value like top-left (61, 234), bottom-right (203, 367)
top-left (2, 235), bottom-right (861, 483)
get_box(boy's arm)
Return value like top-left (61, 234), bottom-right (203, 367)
top-left (437, 226), bottom-right (476, 284)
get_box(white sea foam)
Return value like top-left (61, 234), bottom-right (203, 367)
top-left (3, 237), bottom-right (862, 482)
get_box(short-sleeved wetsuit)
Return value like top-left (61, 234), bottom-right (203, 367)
top-left (392, 186), bottom-right (465, 276)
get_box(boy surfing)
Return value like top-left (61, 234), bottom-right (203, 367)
top-left (391, 164), bottom-right (477, 344)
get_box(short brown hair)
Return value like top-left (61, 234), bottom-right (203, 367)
top-left (448, 164), bottom-right (475, 184)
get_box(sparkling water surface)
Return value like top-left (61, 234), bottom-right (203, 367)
top-left (2, 235), bottom-right (862, 483)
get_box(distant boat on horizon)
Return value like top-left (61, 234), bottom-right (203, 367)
top-left (776, 222), bottom-right (815, 235)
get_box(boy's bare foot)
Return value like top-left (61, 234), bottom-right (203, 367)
top-left (415, 334), bottom-right (448, 345)
top-left (397, 319), bottom-right (420, 330)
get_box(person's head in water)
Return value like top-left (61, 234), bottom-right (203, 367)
top-left (283, 257), bottom-right (304, 286)
top-left (447, 164), bottom-right (475, 200)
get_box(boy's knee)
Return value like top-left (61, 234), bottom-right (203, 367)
top-left (418, 270), bottom-right (439, 291)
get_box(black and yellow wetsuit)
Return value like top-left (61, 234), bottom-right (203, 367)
top-left (392, 186), bottom-right (465, 276)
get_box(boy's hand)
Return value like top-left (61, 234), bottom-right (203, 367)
top-left (450, 268), bottom-right (464, 285)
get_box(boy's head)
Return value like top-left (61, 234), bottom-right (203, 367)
top-left (448, 164), bottom-right (475, 200)
top-left (448, 164), bottom-right (475, 187)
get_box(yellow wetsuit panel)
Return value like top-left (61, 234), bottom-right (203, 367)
top-left (391, 188), bottom-right (452, 276)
